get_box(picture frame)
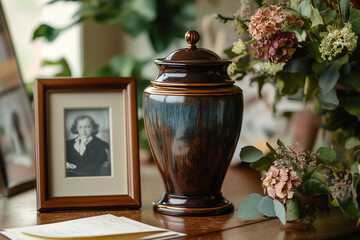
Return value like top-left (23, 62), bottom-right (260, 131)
top-left (0, 1), bottom-right (36, 196)
top-left (34, 77), bottom-right (140, 211)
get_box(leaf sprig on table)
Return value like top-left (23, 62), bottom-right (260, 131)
top-left (239, 140), bottom-right (360, 225)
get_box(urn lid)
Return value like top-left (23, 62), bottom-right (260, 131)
top-left (153, 30), bottom-right (234, 87)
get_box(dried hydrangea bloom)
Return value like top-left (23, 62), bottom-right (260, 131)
top-left (319, 23), bottom-right (358, 61)
top-left (262, 165), bottom-right (302, 203)
top-left (248, 5), bottom-right (302, 41)
top-left (252, 31), bottom-right (298, 63)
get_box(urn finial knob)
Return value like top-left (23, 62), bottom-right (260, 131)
top-left (185, 30), bottom-right (199, 49)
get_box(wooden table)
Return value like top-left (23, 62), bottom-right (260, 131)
top-left (0, 163), bottom-right (359, 239)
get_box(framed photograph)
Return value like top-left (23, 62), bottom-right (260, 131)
top-left (34, 77), bottom-right (140, 211)
top-left (0, 2), bottom-right (36, 196)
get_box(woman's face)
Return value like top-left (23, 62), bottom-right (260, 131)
top-left (77, 118), bottom-right (92, 138)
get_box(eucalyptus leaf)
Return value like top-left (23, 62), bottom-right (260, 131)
top-left (274, 199), bottom-right (286, 225)
top-left (250, 155), bottom-right (275, 171)
top-left (337, 194), bottom-right (358, 219)
top-left (238, 193), bottom-right (263, 219)
top-left (319, 87), bottom-right (339, 107)
top-left (299, 41), bottom-right (323, 63)
top-left (303, 179), bottom-right (332, 196)
top-left (298, 0), bottom-right (311, 18)
top-left (345, 137), bottom-right (360, 149)
top-left (310, 8), bottom-right (324, 27)
top-left (240, 146), bottom-right (263, 163)
top-left (342, 97), bottom-right (360, 121)
top-left (323, 10), bottom-right (337, 25)
top-left (258, 197), bottom-right (276, 217)
top-left (333, 54), bottom-right (349, 70)
top-left (316, 147), bottom-right (337, 166)
top-left (276, 72), bottom-right (305, 96)
top-left (349, 8), bottom-right (360, 34)
top-left (311, 171), bottom-right (328, 185)
top-left (286, 199), bottom-right (299, 221)
top-left (340, 0), bottom-right (350, 23)
top-left (319, 64), bottom-right (339, 94)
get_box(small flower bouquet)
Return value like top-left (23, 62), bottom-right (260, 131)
top-left (239, 141), bottom-right (359, 225)
top-left (216, 0), bottom-right (360, 164)
top-left (215, 0), bottom-right (360, 225)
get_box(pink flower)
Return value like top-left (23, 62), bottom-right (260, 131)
top-left (252, 31), bottom-right (298, 63)
top-left (248, 5), bottom-right (302, 41)
top-left (262, 166), bottom-right (302, 203)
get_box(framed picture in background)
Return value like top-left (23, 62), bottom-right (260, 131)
top-left (0, 2), bottom-right (36, 196)
top-left (34, 77), bottom-right (140, 211)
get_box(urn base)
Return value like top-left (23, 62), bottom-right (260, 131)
top-left (153, 193), bottom-right (234, 216)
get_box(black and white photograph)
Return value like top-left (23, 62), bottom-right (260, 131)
top-left (64, 108), bottom-right (111, 178)
top-left (0, 87), bottom-right (35, 189)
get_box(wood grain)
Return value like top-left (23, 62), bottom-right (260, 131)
top-left (0, 164), bottom-right (359, 239)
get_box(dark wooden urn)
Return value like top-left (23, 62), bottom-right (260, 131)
top-left (143, 30), bottom-right (243, 216)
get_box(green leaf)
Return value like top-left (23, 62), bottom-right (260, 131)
top-left (258, 197), bottom-right (276, 217)
top-left (130, 0), bottom-right (156, 21)
top-left (345, 137), bottom-right (360, 149)
top-left (304, 75), bottom-right (319, 102)
top-left (277, 139), bottom-right (285, 148)
top-left (333, 53), bottom-right (349, 70)
top-left (310, 8), bottom-right (324, 27)
top-left (32, 24), bottom-right (63, 42)
top-left (342, 97), bottom-right (360, 121)
top-left (349, 8), bottom-right (360, 34)
top-left (340, 0), bottom-right (350, 23)
top-left (357, 218), bottom-right (360, 227)
top-left (286, 199), bottom-right (299, 221)
top-left (274, 199), bottom-right (286, 225)
top-left (337, 194), bottom-right (358, 219)
top-left (299, 41), bottom-right (323, 63)
top-left (298, 0), bottom-right (311, 18)
top-left (303, 179), bottom-right (332, 196)
top-left (240, 146), bottom-right (263, 163)
top-left (41, 57), bottom-right (72, 77)
top-left (283, 50), bottom-right (312, 74)
top-left (319, 87), bottom-right (339, 107)
top-left (311, 171), bottom-right (328, 185)
top-left (238, 193), bottom-right (262, 219)
top-left (319, 64), bottom-right (339, 94)
top-left (331, 198), bottom-right (340, 207)
top-left (276, 72), bottom-right (305, 96)
top-left (122, 13), bottom-right (150, 37)
top-left (250, 155), bottom-right (274, 171)
top-left (323, 10), bottom-right (337, 25)
top-left (316, 147), bottom-right (337, 166)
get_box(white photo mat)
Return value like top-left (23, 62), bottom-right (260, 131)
top-left (48, 91), bottom-right (128, 197)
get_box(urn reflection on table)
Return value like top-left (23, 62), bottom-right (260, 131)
top-left (143, 30), bottom-right (243, 216)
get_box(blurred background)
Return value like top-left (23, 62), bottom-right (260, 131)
top-left (1, 0), bottom-right (322, 164)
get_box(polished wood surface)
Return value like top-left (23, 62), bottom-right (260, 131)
top-left (0, 164), bottom-right (360, 239)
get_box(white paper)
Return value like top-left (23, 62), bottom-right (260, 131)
top-left (1, 214), bottom-right (186, 240)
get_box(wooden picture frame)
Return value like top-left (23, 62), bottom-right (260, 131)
top-left (34, 77), bottom-right (140, 212)
top-left (0, 1), bottom-right (36, 196)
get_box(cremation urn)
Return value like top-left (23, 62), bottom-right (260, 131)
top-left (143, 30), bottom-right (243, 216)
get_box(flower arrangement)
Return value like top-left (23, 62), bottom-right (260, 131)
top-left (239, 141), bottom-right (359, 225)
top-left (215, 0), bottom-right (360, 225)
top-left (216, 0), bottom-right (360, 155)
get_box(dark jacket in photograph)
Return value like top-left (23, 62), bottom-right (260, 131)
top-left (66, 136), bottom-right (109, 177)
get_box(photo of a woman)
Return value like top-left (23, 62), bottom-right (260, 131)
top-left (65, 109), bottom-right (111, 177)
